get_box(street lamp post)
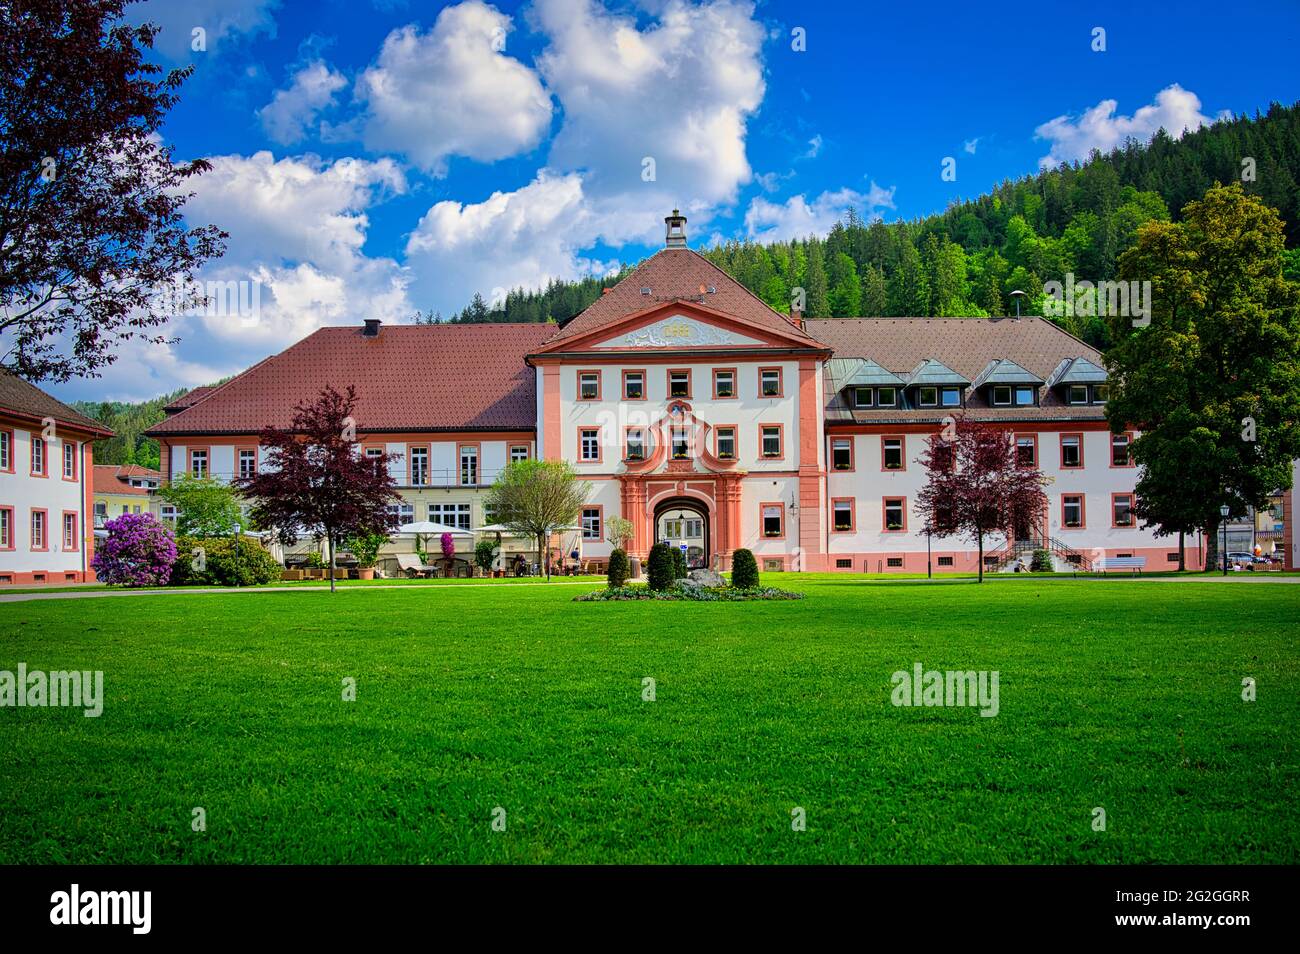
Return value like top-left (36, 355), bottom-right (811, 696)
top-left (1220, 505), bottom-right (1230, 576)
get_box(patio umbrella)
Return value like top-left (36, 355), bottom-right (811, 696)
top-left (473, 523), bottom-right (527, 535)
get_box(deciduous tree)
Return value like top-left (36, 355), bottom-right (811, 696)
top-left (235, 386), bottom-right (401, 593)
top-left (1, 0), bottom-right (225, 381)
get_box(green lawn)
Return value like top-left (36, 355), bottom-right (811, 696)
top-left (0, 575), bottom-right (1295, 863)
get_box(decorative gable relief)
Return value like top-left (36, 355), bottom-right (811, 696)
top-left (591, 314), bottom-right (764, 349)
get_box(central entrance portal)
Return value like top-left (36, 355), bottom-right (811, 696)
top-left (654, 498), bottom-right (710, 570)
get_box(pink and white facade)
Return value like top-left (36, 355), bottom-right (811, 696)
top-left (145, 213), bottom-right (1219, 574)
top-left (0, 371), bottom-right (111, 585)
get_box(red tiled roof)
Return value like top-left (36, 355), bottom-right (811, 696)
top-left (147, 323), bottom-right (554, 436)
top-left (164, 385), bottom-right (217, 412)
top-left (93, 464), bottom-right (162, 496)
top-left (0, 370), bottom-right (113, 437)
top-left (546, 248), bottom-right (821, 345)
top-left (808, 317), bottom-right (1108, 423)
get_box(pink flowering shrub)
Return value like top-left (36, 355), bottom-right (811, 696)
top-left (92, 512), bottom-right (177, 587)
top-left (440, 531), bottom-right (455, 561)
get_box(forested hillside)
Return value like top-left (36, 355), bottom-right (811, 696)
top-left (72, 388), bottom-right (194, 469)
top-left (435, 101), bottom-right (1300, 349)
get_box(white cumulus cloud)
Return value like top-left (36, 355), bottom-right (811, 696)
top-left (130, 0), bottom-right (280, 59)
top-left (1035, 84), bottom-right (1223, 169)
top-left (532, 0), bottom-right (766, 245)
top-left (355, 1), bottom-right (553, 175)
top-left (258, 60), bottom-right (347, 145)
top-left (404, 171), bottom-right (617, 313)
top-left (744, 183), bottom-right (896, 242)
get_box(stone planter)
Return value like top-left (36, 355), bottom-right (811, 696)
top-left (355, 567), bottom-right (375, 581)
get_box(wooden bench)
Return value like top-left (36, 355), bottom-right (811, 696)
top-left (1097, 556), bottom-right (1146, 574)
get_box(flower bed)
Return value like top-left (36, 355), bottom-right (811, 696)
top-left (575, 583), bottom-right (804, 602)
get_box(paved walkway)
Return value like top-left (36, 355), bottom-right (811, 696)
top-left (0, 580), bottom-right (599, 604)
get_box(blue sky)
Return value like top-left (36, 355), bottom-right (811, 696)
top-left (51, 0), bottom-right (1300, 402)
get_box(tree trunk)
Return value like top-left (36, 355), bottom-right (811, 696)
top-left (328, 534), bottom-right (336, 593)
top-left (977, 531), bottom-right (984, 583)
top-left (537, 533), bottom-right (545, 581)
top-left (1205, 518), bottom-right (1219, 573)
top-left (1177, 529), bottom-right (1186, 572)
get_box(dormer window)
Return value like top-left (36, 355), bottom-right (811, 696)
top-left (852, 388), bottom-right (873, 409)
top-left (918, 386), bottom-right (938, 408)
top-left (1064, 383), bottom-right (1108, 405)
top-left (877, 387), bottom-right (897, 408)
top-left (993, 385), bottom-right (1035, 407)
top-left (941, 387), bottom-right (962, 407)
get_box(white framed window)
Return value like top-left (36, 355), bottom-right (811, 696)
top-left (578, 371), bottom-right (600, 400)
top-left (623, 372), bottom-right (644, 400)
top-left (918, 386), bottom-right (938, 407)
top-left (581, 507), bottom-right (601, 540)
top-left (1067, 384), bottom-right (1089, 405)
top-left (671, 428), bottom-right (690, 459)
top-left (387, 502), bottom-right (415, 523)
top-left (626, 429), bottom-right (646, 461)
top-left (941, 387), bottom-right (962, 407)
top-left (459, 445), bottom-right (478, 485)
top-left (714, 369), bottom-right (735, 398)
top-left (832, 499), bottom-right (853, 531)
top-left (669, 370), bottom-right (691, 398)
top-left (883, 497), bottom-right (906, 531)
top-left (189, 449), bottom-right (207, 478)
top-left (580, 428), bottom-right (600, 461)
top-left (510, 444), bottom-right (529, 463)
top-left (876, 387), bottom-right (897, 407)
top-left (30, 436), bottom-right (44, 475)
top-left (762, 504), bottom-right (783, 537)
top-left (832, 438), bottom-right (852, 470)
top-left (852, 388), bottom-right (873, 409)
top-left (63, 513), bottom-right (77, 549)
top-left (992, 386), bottom-right (1012, 406)
top-left (1015, 386), bottom-right (1036, 406)
top-left (715, 427), bottom-right (736, 460)
top-left (760, 426), bottom-right (782, 458)
top-left (410, 447), bottom-right (429, 485)
top-left (238, 449), bottom-right (256, 479)
top-left (63, 441), bottom-right (76, 478)
top-left (0, 430), bottom-right (9, 471)
top-left (882, 437), bottom-right (904, 470)
top-left (429, 502), bottom-right (471, 530)
top-left (760, 368), bottom-right (782, 397)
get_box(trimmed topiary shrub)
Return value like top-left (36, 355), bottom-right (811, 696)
top-left (647, 542), bottom-right (674, 591)
top-left (475, 538), bottom-right (497, 573)
top-left (671, 546), bottom-right (688, 579)
top-left (607, 548), bottom-right (630, 588)
top-left (731, 548), bottom-right (759, 589)
top-left (92, 513), bottom-right (177, 587)
top-left (171, 535), bottom-right (282, 586)
top-left (1031, 549), bottom-right (1054, 573)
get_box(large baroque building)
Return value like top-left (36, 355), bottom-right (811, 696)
top-left (146, 213), bottom-right (1236, 574)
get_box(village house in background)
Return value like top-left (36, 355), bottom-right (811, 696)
top-left (92, 464), bottom-right (165, 528)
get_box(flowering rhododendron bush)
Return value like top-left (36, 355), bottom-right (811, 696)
top-left (91, 513), bottom-right (177, 587)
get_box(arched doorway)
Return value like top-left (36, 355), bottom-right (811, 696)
top-left (654, 497), bottom-right (710, 570)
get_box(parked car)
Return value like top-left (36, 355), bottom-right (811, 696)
top-left (1226, 551), bottom-right (1268, 570)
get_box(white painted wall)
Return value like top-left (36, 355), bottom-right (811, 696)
top-left (0, 427), bottom-right (87, 576)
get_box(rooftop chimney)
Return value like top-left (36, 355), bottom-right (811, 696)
top-left (362, 318), bottom-right (382, 337)
top-left (664, 208), bottom-right (688, 248)
top-left (789, 302), bottom-right (803, 331)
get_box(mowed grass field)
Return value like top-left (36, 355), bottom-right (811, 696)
top-left (0, 575), bottom-right (1296, 864)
